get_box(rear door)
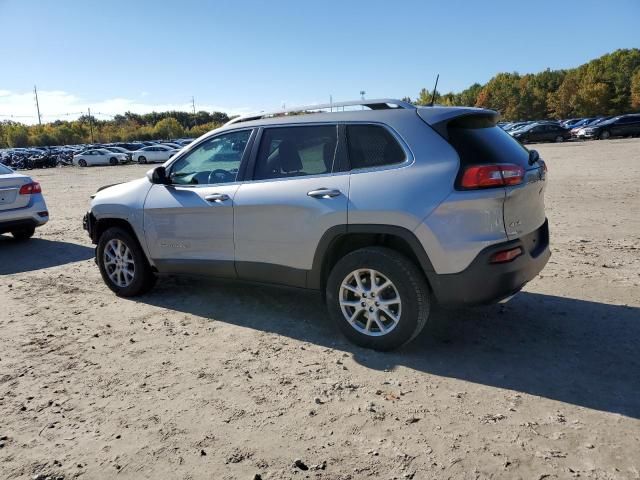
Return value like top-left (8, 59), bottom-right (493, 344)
top-left (233, 124), bottom-right (348, 287)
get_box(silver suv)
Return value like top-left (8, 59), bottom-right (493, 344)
top-left (84, 99), bottom-right (550, 350)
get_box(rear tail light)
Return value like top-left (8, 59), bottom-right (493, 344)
top-left (490, 247), bottom-right (523, 264)
top-left (19, 182), bottom-right (42, 195)
top-left (460, 164), bottom-right (524, 189)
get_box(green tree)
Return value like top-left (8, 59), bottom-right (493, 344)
top-left (153, 117), bottom-right (184, 139)
top-left (631, 69), bottom-right (640, 110)
top-left (5, 123), bottom-right (30, 147)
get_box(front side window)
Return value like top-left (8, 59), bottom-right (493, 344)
top-left (253, 125), bottom-right (337, 180)
top-left (346, 124), bottom-right (406, 170)
top-left (169, 130), bottom-right (251, 185)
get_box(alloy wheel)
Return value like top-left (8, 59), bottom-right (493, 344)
top-left (339, 268), bottom-right (402, 336)
top-left (103, 238), bottom-right (136, 287)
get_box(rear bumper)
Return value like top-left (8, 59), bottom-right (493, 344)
top-left (0, 195), bottom-right (49, 234)
top-left (428, 220), bottom-right (550, 306)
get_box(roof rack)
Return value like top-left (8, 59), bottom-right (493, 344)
top-left (225, 98), bottom-right (415, 126)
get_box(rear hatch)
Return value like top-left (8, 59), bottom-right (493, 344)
top-left (422, 110), bottom-right (547, 241)
top-left (0, 171), bottom-right (32, 211)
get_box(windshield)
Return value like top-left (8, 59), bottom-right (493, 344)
top-left (0, 163), bottom-right (13, 174)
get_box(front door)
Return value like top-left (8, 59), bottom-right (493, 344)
top-left (143, 129), bottom-right (254, 277)
top-left (233, 124), bottom-right (348, 287)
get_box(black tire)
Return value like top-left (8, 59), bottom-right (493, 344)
top-left (554, 135), bottom-right (564, 143)
top-left (599, 130), bottom-right (610, 140)
top-left (109, 157), bottom-right (118, 165)
top-left (11, 227), bottom-right (35, 240)
top-left (78, 159), bottom-right (87, 167)
top-left (326, 247), bottom-right (430, 351)
top-left (96, 227), bottom-right (156, 297)
top-left (138, 156), bottom-right (147, 164)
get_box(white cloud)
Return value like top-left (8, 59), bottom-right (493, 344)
top-left (0, 89), bottom-right (250, 124)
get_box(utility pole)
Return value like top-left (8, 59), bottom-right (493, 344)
top-left (191, 96), bottom-right (196, 115)
top-left (87, 108), bottom-right (94, 143)
top-left (329, 95), bottom-right (333, 112)
top-left (34, 85), bottom-right (42, 125)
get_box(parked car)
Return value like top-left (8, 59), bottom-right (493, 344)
top-left (512, 123), bottom-right (571, 143)
top-left (0, 163), bottom-right (49, 240)
top-left (73, 149), bottom-right (128, 167)
top-left (576, 114), bottom-right (640, 139)
top-left (83, 98), bottom-right (550, 351)
top-left (132, 145), bottom-right (179, 164)
top-left (103, 146), bottom-right (133, 162)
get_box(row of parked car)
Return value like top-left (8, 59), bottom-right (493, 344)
top-left (0, 138), bottom-right (194, 170)
top-left (499, 113), bottom-right (640, 143)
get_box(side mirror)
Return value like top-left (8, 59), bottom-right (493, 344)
top-left (146, 166), bottom-right (170, 185)
top-left (528, 149), bottom-right (540, 165)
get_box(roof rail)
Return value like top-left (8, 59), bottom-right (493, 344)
top-left (224, 98), bottom-right (415, 126)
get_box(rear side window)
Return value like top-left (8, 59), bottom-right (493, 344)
top-left (346, 124), bottom-right (406, 170)
top-left (447, 115), bottom-right (530, 168)
top-left (0, 163), bottom-right (12, 174)
top-left (254, 125), bottom-right (337, 180)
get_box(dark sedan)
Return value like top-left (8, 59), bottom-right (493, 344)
top-left (512, 123), bottom-right (572, 143)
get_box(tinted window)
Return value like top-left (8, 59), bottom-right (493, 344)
top-left (0, 163), bottom-right (12, 174)
top-left (254, 125), bottom-right (337, 180)
top-left (169, 130), bottom-right (251, 185)
top-left (346, 124), bottom-right (405, 169)
top-left (447, 115), bottom-right (530, 168)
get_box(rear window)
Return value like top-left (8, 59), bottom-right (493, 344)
top-left (346, 124), bottom-right (406, 170)
top-left (447, 115), bottom-right (530, 168)
top-left (0, 163), bottom-right (12, 174)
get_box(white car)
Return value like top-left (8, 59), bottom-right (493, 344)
top-left (0, 163), bottom-right (49, 240)
top-left (73, 149), bottom-right (128, 167)
top-left (132, 145), bottom-right (179, 164)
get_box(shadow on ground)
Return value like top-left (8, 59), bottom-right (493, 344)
top-left (0, 236), bottom-right (94, 274)
top-left (136, 277), bottom-right (640, 419)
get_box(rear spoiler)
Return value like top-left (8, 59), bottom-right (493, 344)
top-left (417, 107), bottom-right (499, 140)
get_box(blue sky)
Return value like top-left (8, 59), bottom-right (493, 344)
top-left (1, 0), bottom-right (638, 122)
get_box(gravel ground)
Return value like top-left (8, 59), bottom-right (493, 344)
top-left (1, 138), bottom-right (639, 480)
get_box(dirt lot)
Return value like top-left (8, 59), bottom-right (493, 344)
top-left (1, 138), bottom-right (639, 480)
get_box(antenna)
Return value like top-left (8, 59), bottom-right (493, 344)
top-left (429, 74), bottom-right (439, 107)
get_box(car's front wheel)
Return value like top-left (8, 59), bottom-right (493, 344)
top-left (109, 157), bottom-right (118, 165)
top-left (599, 130), bottom-right (611, 140)
top-left (326, 247), bottom-right (430, 351)
top-left (138, 156), bottom-right (147, 164)
top-left (554, 135), bottom-right (564, 143)
top-left (97, 227), bottom-right (156, 297)
top-left (78, 159), bottom-right (87, 167)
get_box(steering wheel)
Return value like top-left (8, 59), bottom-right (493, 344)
top-left (207, 169), bottom-right (235, 184)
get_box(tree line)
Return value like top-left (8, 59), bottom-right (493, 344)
top-left (411, 48), bottom-right (640, 120)
top-left (0, 110), bottom-right (231, 148)
top-left (2, 48), bottom-right (639, 148)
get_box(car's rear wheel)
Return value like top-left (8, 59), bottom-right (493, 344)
top-left (138, 156), bottom-right (147, 164)
top-left (78, 159), bottom-right (87, 167)
top-left (109, 157), bottom-right (118, 165)
top-left (554, 135), bottom-right (564, 143)
top-left (599, 130), bottom-right (611, 140)
top-left (97, 227), bottom-right (156, 297)
top-left (326, 247), bottom-right (430, 351)
top-left (11, 227), bottom-right (35, 240)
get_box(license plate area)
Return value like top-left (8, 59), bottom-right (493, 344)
top-left (0, 188), bottom-right (18, 205)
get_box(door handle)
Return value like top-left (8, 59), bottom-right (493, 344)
top-left (307, 188), bottom-right (341, 198)
top-left (205, 193), bottom-right (230, 203)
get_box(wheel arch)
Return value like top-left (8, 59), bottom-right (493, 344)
top-left (308, 224), bottom-right (435, 292)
